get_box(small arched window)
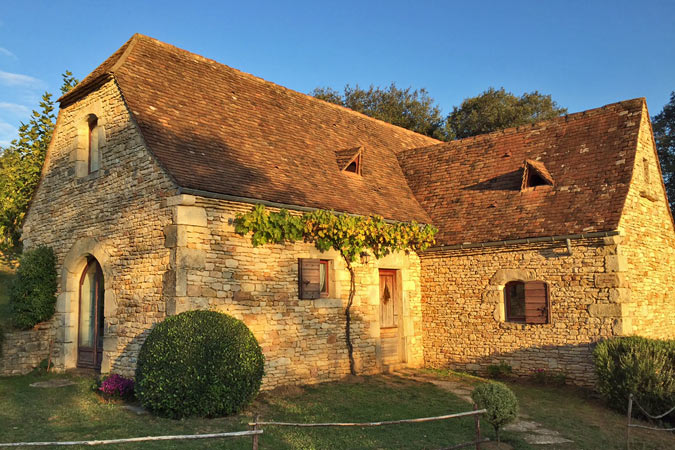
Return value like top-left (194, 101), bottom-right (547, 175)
top-left (88, 116), bottom-right (100, 173)
top-left (505, 280), bottom-right (549, 324)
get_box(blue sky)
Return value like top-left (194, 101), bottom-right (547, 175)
top-left (0, 0), bottom-right (673, 146)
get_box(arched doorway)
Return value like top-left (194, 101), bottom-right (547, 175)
top-left (77, 257), bottom-right (104, 370)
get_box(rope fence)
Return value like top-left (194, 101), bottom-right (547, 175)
top-left (248, 405), bottom-right (489, 450)
top-left (0, 406), bottom-right (487, 449)
top-left (0, 430), bottom-right (263, 448)
top-left (626, 394), bottom-right (675, 450)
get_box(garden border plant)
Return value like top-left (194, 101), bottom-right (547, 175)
top-left (594, 336), bottom-right (674, 423)
top-left (10, 246), bottom-right (57, 329)
top-left (470, 381), bottom-right (519, 443)
top-left (135, 310), bottom-right (264, 419)
top-left (234, 204), bottom-right (437, 375)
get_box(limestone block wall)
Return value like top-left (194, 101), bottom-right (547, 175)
top-left (420, 237), bottom-right (629, 386)
top-left (618, 104), bottom-right (675, 338)
top-left (20, 79), bottom-right (176, 375)
top-left (162, 195), bottom-right (424, 389)
top-left (0, 321), bottom-right (56, 376)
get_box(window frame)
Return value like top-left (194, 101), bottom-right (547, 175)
top-left (87, 116), bottom-right (99, 174)
top-left (319, 259), bottom-right (330, 297)
top-left (504, 280), bottom-right (550, 324)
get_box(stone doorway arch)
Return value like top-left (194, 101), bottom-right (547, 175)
top-left (58, 237), bottom-right (115, 372)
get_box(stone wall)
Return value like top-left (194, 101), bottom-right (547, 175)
top-left (21, 79), bottom-right (176, 374)
top-left (162, 195), bottom-right (424, 389)
top-left (618, 104), bottom-right (675, 338)
top-left (0, 321), bottom-right (56, 376)
top-left (420, 237), bottom-right (627, 386)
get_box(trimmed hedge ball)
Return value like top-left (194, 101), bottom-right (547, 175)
top-left (471, 381), bottom-right (518, 442)
top-left (135, 310), bottom-right (264, 419)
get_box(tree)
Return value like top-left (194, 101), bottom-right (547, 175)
top-left (234, 205), bottom-right (437, 375)
top-left (0, 71), bottom-right (78, 254)
top-left (652, 91), bottom-right (675, 216)
top-left (446, 87), bottom-right (567, 139)
top-left (312, 83), bottom-right (448, 140)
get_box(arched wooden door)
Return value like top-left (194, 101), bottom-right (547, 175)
top-left (77, 258), bottom-right (104, 369)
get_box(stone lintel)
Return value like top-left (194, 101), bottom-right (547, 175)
top-left (588, 303), bottom-right (622, 318)
top-left (165, 194), bottom-right (197, 207)
top-left (608, 288), bottom-right (631, 304)
top-left (605, 255), bottom-right (628, 273)
top-left (174, 205), bottom-right (207, 227)
top-left (594, 273), bottom-right (627, 288)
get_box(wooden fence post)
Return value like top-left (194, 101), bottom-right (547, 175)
top-left (626, 394), bottom-right (632, 450)
top-left (473, 404), bottom-right (481, 450)
top-left (251, 414), bottom-right (260, 450)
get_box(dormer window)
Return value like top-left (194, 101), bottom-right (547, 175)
top-left (335, 146), bottom-right (364, 176)
top-left (521, 159), bottom-right (553, 190)
top-left (88, 116), bottom-right (100, 173)
top-left (344, 153), bottom-right (361, 174)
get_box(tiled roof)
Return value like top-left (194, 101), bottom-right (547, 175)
top-left (397, 99), bottom-right (644, 246)
top-left (59, 34), bottom-right (438, 223)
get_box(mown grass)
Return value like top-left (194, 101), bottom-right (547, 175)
top-left (425, 368), bottom-right (675, 450)
top-left (1, 369), bottom-right (673, 449)
top-left (0, 373), bottom-right (482, 450)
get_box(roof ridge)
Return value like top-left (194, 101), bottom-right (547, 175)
top-left (64, 33), bottom-right (441, 144)
top-left (399, 97), bottom-right (646, 157)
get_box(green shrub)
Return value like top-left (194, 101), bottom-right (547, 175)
top-left (487, 362), bottom-right (512, 379)
top-left (594, 336), bottom-right (674, 421)
top-left (10, 246), bottom-right (57, 329)
top-left (136, 310), bottom-right (265, 419)
top-left (0, 323), bottom-right (4, 356)
top-left (471, 382), bottom-right (518, 442)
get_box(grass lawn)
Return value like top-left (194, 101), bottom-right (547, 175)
top-left (424, 369), bottom-right (674, 450)
top-left (1, 371), bottom-right (673, 450)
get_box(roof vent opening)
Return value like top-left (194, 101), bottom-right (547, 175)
top-left (522, 159), bottom-right (554, 190)
top-left (335, 146), bottom-right (364, 176)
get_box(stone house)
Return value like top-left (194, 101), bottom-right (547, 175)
top-left (3, 34), bottom-right (673, 386)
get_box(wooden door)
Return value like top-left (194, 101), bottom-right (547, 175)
top-left (379, 269), bottom-right (401, 365)
top-left (77, 259), bottom-right (104, 370)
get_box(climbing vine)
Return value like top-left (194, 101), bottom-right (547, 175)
top-left (234, 204), bottom-right (437, 375)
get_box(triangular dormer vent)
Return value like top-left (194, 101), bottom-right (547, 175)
top-left (335, 146), bottom-right (364, 176)
top-left (522, 159), bottom-right (554, 190)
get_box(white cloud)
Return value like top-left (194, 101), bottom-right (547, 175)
top-left (0, 101), bottom-right (29, 115)
top-left (0, 120), bottom-right (17, 147)
top-left (0, 70), bottom-right (44, 88)
top-left (0, 47), bottom-right (16, 59)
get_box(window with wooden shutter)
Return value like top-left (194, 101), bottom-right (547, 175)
top-left (504, 280), bottom-right (549, 324)
top-left (298, 258), bottom-right (321, 299)
top-left (524, 281), bottom-right (549, 324)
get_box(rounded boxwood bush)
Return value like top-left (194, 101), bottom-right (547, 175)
top-left (594, 336), bottom-right (674, 422)
top-left (10, 246), bottom-right (57, 329)
top-left (135, 310), bottom-right (264, 419)
top-left (471, 381), bottom-right (518, 442)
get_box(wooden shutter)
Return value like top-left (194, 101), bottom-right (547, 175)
top-left (525, 281), bottom-right (549, 324)
top-left (298, 258), bottom-right (321, 299)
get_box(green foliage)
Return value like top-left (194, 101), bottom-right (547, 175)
top-left (312, 83), bottom-right (448, 140)
top-left (446, 87), bottom-right (567, 139)
top-left (136, 310), bottom-right (265, 419)
top-left (594, 336), bottom-right (674, 421)
top-left (10, 246), bottom-right (57, 330)
top-left (652, 91), bottom-right (675, 217)
top-left (234, 204), bottom-right (437, 263)
top-left (0, 322), bottom-right (4, 357)
top-left (0, 72), bottom-right (78, 255)
top-left (487, 362), bottom-right (512, 379)
top-left (471, 382), bottom-right (519, 442)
